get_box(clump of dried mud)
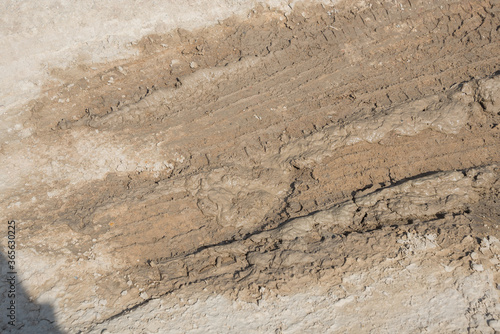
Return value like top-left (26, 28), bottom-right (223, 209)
top-left (1, 0), bottom-right (500, 333)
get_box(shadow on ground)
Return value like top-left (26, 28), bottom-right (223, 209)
top-left (1, 249), bottom-right (64, 333)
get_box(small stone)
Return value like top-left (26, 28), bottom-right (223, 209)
top-left (140, 292), bottom-right (149, 299)
top-left (121, 290), bottom-right (128, 296)
top-left (190, 61), bottom-right (198, 69)
top-left (117, 66), bottom-right (127, 75)
top-left (470, 252), bottom-right (479, 260)
top-left (461, 82), bottom-right (473, 96)
top-left (471, 263), bottom-right (484, 272)
top-left (287, 201), bottom-right (302, 213)
top-left (488, 319), bottom-right (500, 330)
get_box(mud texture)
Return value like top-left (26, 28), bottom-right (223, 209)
top-left (1, 0), bottom-right (500, 333)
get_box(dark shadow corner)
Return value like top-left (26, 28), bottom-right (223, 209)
top-left (1, 250), bottom-right (65, 333)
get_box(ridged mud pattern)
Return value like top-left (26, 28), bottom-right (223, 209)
top-left (1, 0), bottom-right (500, 332)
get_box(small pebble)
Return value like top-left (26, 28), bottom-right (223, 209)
top-left (472, 263), bottom-right (484, 272)
top-left (488, 319), bottom-right (500, 330)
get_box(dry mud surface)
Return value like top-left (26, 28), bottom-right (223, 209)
top-left (1, 0), bottom-right (500, 332)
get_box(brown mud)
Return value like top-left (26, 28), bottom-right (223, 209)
top-left (1, 0), bottom-right (500, 332)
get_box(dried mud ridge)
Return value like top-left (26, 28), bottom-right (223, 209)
top-left (104, 164), bottom-right (500, 315)
top-left (2, 0), bottom-right (500, 332)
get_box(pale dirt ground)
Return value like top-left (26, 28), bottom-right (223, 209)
top-left (1, 0), bottom-right (500, 333)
